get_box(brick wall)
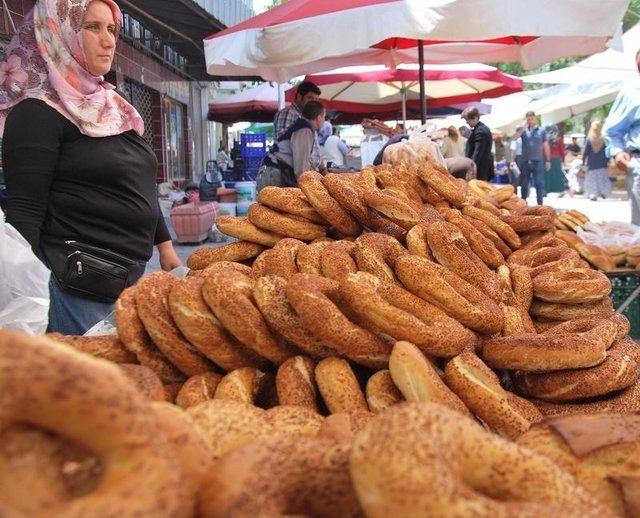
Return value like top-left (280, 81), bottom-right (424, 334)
top-left (151, 92), bottom-right (164, 183)
top-left (1, 0), bottom-right (36, 39)
top-left (112, 41), bottom-right (190, 105)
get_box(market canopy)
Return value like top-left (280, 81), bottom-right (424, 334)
top-left (208, 78), bottom-right (492, 124)
top-left (436, 81), bottom-right (624, 137)
top-left (522, 23), bottom-right (640, 85)
top-left (203, 0), bottom-right (628, 82)
top-left (297, 63), bottom-right (521, 119)
top-left (207, 82), bottom-right (293, 123)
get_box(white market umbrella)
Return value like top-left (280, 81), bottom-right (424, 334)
top-left (203, 0), bottom-right (627, 123)
top-left (523, 23), bottom-right (640, 85)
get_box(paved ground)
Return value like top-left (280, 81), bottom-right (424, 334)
top-left (146, 188), bottom-right (634, 273)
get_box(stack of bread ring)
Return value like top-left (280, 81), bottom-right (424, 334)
top-left (4, 161), bottom-right (640, 517)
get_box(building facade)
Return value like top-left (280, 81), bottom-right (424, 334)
top-left (1, 0), bottom-right (254, 184)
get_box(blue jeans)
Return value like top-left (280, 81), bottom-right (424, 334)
top-left (36, 248), bottom-right (115, 335)
top-left (47, 275), bottom-right (114, 335)
top-left (520, 160), bottom-right (546, 205)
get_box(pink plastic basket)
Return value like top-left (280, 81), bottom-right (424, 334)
top-left (170, 202), bottom-right (219, 243)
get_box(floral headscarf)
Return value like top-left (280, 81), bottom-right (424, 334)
top-left (0, 0), bottom-right (144, 138)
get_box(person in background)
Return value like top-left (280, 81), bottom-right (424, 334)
top-left (445, 156), bottom-right (477, 181)
top-left (440, 126), bottom-right (466, 159)
top-left (216, 144), bottom-right (231, 172)
top-left (318, 121), bottom-right (332, 145)
top-left (509, 126), bottom-right (524, 189)
top-left (520, 111), bottom-right (551, 205)
top-left (545, 124), bottom-right (567, 196)
top-left (273, 81), bottom-right (321, 139)
top-left (583, 121), bottom-right (612, 201)
top-left (1, 0), bottom-right (181, 335)
top-left (321, 127), bottom-right (349, 168)
top-left (184, 182), bottom-right (200, 204)
top-left (566, 136), bottom-right (582, 155)
top-left (462, 107), bottom-right (494, 182)
top-left (257, 101), bottom-right (327, 191)
top-left (494, 134), bottom-right (510, 164)
top-left (603, 48), bottom-right (640, 224)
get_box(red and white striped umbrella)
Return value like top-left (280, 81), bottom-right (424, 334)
top-left (297, 63), bottom-right (522, 122)
top-left (204, 0), bottom-right (627, 82)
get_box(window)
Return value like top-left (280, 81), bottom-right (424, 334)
top-left (118, 79), bottom-right (154, 147)
top-left (163, 97), bottom-right (186, 181)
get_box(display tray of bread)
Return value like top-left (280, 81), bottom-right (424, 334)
top-left (4, 161), bottom-right (640, 517)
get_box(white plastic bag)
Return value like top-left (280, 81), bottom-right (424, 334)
top-left (0, 209), bottom-right (50, 333)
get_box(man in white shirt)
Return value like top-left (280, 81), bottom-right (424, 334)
top-left (321, 127), bottom-right (349, 168)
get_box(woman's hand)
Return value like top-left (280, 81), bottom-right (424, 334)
top-left (157, 240), bottom-right (182, 271)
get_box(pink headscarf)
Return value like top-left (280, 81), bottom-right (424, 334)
top-left (0, 0), bottom-right (144, 137)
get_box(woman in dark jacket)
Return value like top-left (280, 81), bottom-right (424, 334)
top-left (1, 0), bottom-right (181, 334)
top-left (462, 107), bottom-right (494, 181)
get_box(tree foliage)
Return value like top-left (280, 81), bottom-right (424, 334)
top-left (623, 0), bottom-right (640, 31)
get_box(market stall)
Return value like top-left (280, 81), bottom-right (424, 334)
top-left (3, 156), bottom-right (640, 516)
top-left (3, 1), bottom-right (640, 516)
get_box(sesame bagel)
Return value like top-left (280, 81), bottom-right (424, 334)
top-left (168, 276), bottom-right (267, 371)
top-left (512, 347), bottom-right (638, 402)
top-left (286, 274), bottom-right (390, 368)
top-left (252, 275), bottom-right (336, 358)
top-left (135, 272), bottom-right (214, 376)
top-left (257, 186), bottom-right (326, 224)
top-left (349, 402), bottom-right (608, 517)
top-left (315, 357), bottom-right (369, 414)
top-left (216, 216), bottom-right (284, 246)
top-left (0, 330), bottom-right (194, 517)
top-left (186, 241), bottom-right (265, 270)
top-left (248, 203), bottom-right (327, 242)
top-left (339, 271), bottom-right (475, 358)
top-left (298, 171), bottom-right (361, 236)
top-left (202, 268), bottom-right (297, 365)
top-left (115, 286), bottom-right (184, 383)
top-left (395, 255), bottom-right (503, 335)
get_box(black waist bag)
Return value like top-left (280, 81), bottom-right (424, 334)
top-left (41, 239), bottom-right (145, 303)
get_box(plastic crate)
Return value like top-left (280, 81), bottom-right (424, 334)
top-left (608, 271), bottom-right (640, 339)
top-left (242, 156), bottom-right (264, 170)
top-left (241, 133), bottom-right (267, 157)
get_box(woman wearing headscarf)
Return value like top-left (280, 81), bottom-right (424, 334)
top-left (544, 124), bottom-right (568, 195)
top-left (583, 121), bottom-right (612, 201)
top-left (1, 0), bottom-right (182, 335)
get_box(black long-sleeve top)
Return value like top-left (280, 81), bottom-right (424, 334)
top-left (2, 99), bottom-right (170, 262)
top-left (465, 121), bottom-right (495, 182)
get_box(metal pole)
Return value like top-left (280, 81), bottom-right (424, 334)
top-left (401, 87), bottom-right (407, 127)
top-left (277, 83), bottom-right (286, 110)
top-left (418, 40), bottom-right (426, 124)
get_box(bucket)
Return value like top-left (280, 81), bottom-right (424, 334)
top-left (235, 181), bottom-right (257, 202)
top-left (236, 200), bottom-right (252, 217)
top-left (217, 202), bottom-right (237, 217)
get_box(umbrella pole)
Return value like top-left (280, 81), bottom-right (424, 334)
top-left (401, 85), bottom-right (407, 127)
top-left (418, 40), bottom-right (426, 124)
top-left (277, 83), bottom-right (286, 110)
